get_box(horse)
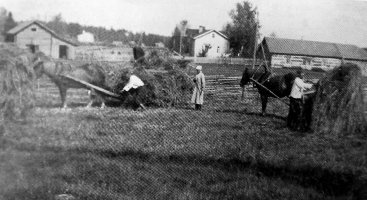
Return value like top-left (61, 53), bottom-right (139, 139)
top-left (240, 66), bottom-right (296, 116)
top-left (33, 58), bottom-right (108, 109)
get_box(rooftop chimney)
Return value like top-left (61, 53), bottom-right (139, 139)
top-left (199, 26), bottom-right (205, 33)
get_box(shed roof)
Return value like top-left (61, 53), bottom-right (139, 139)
top-left (7, 20), bottom-right (77, 46)
top-left (262, 37), bottom-right (367, 61)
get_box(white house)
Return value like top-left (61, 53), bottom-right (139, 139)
top-left (192, 30), bottom-right (229, 58)
top-left (77, 30), bottom-right (95, 43)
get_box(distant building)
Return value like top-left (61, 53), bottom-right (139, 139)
top-left (6, 20), bottom-right (77, 59)
top-left (171, 26), bottom-right (229, 57)
top-left (258, 37), bottom-right (367, 73)
top-left (77, 30), bottom-right (95, 43)
top-left (155, 42), bottom-right (165, 48)
top-left (112, 41), bottom-right (124, 46)
top-left (192, 29), bottom-right (229, 57)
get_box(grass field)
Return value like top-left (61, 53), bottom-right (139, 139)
top-left (0, 63), bottom-right (366, 200)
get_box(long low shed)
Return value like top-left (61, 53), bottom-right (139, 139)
top-left (258, 37), bottom-right (367, 75)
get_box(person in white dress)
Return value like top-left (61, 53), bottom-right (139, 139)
top-left (191, 65), bottom-right (206, 110)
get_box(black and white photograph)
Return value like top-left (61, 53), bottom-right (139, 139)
top-left (0, 0), bottom-right (366, 199)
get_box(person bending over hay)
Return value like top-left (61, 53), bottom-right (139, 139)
top-left (119, 72), bottom-right (146, 110)
top-left (312, 63), bottom-right (366, 136)
top-left (111, 67), bottom-right (193, 109)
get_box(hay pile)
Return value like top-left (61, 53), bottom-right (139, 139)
top-left (312, 63), bottom-right (367, 136)
top-left (0, 43), bottom-right (35, 121)
top-left (143, 49), bottom-right (193, 71)
top-left (109, 66), bottom-right (194, 108)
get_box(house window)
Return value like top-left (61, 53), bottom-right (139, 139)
top-left (212, 33), bottom-right (215, 38)
top-left (31, 28), bottom-right (37, 32)
top-left (26, 44), bottom-right (39, 53)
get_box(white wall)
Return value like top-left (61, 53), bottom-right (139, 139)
top-left (50, 37), bottom-right (76, 59)
top-left (194, 31), bottom-right (229, 57)
top-left (77, 31), bottom-right (95, 43)
top-left (16, 24), bottom-right (52, 56)
top-left (15, 24), bottom-right (75, 59)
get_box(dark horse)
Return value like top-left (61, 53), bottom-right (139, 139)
top-left (240, 66), bottom-right (296, 115)
top-left (33, 56), bottom-right (108, 109)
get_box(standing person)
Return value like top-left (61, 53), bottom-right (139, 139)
top-left (287, 70), bottom-right (313, 130)
top-left (191, 65), bottom-right (205, 110)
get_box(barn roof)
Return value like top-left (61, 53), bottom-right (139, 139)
top-left (193, 30), bottom-right (228, 40)
top-left (7, 20), bottom-right (77, 46)
top-left (262, 37), bottom-right (367, 61)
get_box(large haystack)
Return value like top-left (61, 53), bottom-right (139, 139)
top-left (312, 63), bottom-right (366, 136)
top-left (110, 66), bottom-right (194, 109)
top-left (0, 43), bottom-right (35, 121)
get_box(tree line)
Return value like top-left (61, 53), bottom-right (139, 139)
top-left (0, 8), bottom-right (170, 47)
top-left (1, 0), bottom-right (263, 57)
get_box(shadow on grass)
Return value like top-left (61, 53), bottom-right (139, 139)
top-left (215, 109), bottom-right (286, 121)
top-left (5, 141), bottom-right (364, 199)
top-left (35, 102), bottom-right (88, 109)
top-left (81, 147), bottom-right (358, 198)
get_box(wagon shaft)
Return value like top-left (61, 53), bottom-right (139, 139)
top-left (60, 75), bottom-right (121, 99)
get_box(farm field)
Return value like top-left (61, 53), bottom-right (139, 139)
top-left (194, 63), bottom-right (326, 81)
top-left (1, 63), bottom-right (366, 200)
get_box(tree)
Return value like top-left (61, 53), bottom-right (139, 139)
top-left (269, 32), bottom-right (277, 38)
top-left (0, 7), bottom-right (7, 37)
top-left (178, 20), bottom-right (188, 54)
top-left (223, 1), bottom-right (259, 57)
top-left (67, 22), bottom-right (82, 38)
top-left (1, 9), bottom-right (17, 39)
top-left (170, 20), bottom-right (191, 55)
top-left (46, 13), bottom-right (68, 37)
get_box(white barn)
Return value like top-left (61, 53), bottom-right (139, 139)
top-left (192, 30), bottom-right (229, 58)
top-left (6, 20), bottom-right (77, 59)
top-left (77, 30), bottom-right (95, 43)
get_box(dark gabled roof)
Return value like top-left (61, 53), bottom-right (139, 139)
top-left (193, 30), bottom-right (228, 40)
top-left (7, 20), bottom-right (77, 46)
top-left (186, 28), bottom-right (199, 37)
top-left (262, 37), bottom-right (367, 61)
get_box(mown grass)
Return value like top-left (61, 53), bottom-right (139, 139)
top-left (1, 88), bottom-right (366, 199)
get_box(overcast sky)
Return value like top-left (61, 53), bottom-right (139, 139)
top-left (2, 0), bottom-right (367, 47)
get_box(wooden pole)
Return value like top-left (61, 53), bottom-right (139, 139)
top-left (252, 9), bottom-right (259, 70)
top-left (242, 8), bottom-right (259, 101)
top-left (250, 77), bottom-right (289, 106)
top-left (61, 75), bottom-right (121, 99)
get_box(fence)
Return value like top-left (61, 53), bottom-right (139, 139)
top-left (173, 56), bottom-right (259, 65)
top-left (205, 76), bottom-right (244, 96)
